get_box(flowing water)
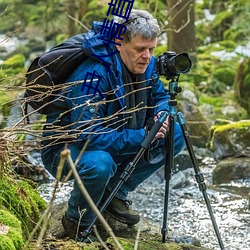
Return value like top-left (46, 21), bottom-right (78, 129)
top-left (39, 156), bottom-right (250, 250)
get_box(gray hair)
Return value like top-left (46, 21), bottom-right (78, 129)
top-left (118, 10), bottom-right (160, 43)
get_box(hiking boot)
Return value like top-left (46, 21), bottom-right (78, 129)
top-left (61, 213), bottom-right (97, 243)
top-left (105, 196), bottom-right (140, 225)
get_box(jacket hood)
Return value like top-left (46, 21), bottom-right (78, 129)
top-left (82, 21), bottom-right (116, 66)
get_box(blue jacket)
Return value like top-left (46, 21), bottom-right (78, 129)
top-left (44, 22), bottom-right (170, 156)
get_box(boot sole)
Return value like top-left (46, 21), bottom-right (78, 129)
top-left (105, 210), bottom-right (140, 225)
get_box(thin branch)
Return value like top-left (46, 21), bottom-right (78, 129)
top-left (62, 148), bottom-right (124, 250)
top-left (134, 220), bottom-right (142, 250)
top-left (68, 14), bottom-right (90, 32)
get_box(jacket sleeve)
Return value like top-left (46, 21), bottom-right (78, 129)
top-left (66, 62), bottom-right (146, 156)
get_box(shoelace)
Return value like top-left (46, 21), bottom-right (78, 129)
top-left (123, 199), bottom-right (132, 209)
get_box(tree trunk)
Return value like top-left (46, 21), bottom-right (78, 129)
top-left (67, 0), bottom-right (77, 36)
top-left (167, 0), bottom-right (196, 62)
top-left (78, 0), bottom-right (88, 20)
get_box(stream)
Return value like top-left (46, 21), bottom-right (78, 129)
top-left (38, 155), bottom-right (250, 250)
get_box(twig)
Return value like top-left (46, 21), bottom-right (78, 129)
top-left (134, 220), bottom-right (142, 250)
top-left (93, 225), bottom-right (110, 250)
top-left (61, 148), bottom-right (124, 250)
top-left (68, 14), bottom-right (90, 31)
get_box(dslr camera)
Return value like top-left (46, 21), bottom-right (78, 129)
top-left (156, 51), bottom-right (192, 79)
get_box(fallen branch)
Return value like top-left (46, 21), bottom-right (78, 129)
top-left (62, 148), bottom-right (124, 250)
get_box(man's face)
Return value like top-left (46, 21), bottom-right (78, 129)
top-left (115, 35), bottom-right (157, 74)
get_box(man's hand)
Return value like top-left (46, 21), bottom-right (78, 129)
top-left (154, 111), bottom-right (169, 139)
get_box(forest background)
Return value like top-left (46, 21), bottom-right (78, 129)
top-left (0, 0), bottom-right (250, 125)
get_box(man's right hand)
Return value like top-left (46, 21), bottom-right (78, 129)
top-left (154, 112), bottom-right (169, 139)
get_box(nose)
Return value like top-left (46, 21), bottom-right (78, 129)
top-left (142, 49), bottom-right (151, 60)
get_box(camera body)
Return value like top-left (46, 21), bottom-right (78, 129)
top-left (156, 51), bottom-right (192, 79)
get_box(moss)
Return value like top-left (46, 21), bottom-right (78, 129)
top-left (199, 95), bottom-right (224, 107)
top-left (199, 91), bottom-right (248, 122)
top-left (209, 120), bottom-right (250, 151)
top-left (1, 54), bottom-right (25, 69)
top-left (0, 209), bottom-right (24, 249)
top-left (213, 120), bottom-right (250, 133)
top-left (213, 67), bottom-right (235, 86)
top-left (0, 175), bottom-right (47, 239)
top-left (0, 235), bottom-right (16, 250)
top-left (0, 209), bottom-right (21, 229)
top-left (7, 228), bottom-right (24, 249)
top-left (106, 237), bottom-right (208, 250)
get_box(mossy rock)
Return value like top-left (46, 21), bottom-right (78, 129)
top-left (209, 120), bottom-right (250, 160)
top-left (0, 209), bottom-right (24, 250)
top-left (106, 237), bottom-right (210, 250)
top-left (0, 174), bottom-right (47, 239)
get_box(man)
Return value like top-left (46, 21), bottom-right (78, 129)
top-left (41, 9), bottom-right (185, 241)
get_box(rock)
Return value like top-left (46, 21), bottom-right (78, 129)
top-left (213, 157), bottom-right (250, 184)
top-left (170, 168), bottom-right (193, 189)
top-left (179, 100), bottom-right (211, 148)
top-left (181, 89), bottom-right (199, 105)
top-left (209, 120), bottom-right (250, 160)
top-left (44, 202), bottom-right (212, 250)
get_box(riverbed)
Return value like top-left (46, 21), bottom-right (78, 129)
top-left (38, 156), bottom-right (250, 250)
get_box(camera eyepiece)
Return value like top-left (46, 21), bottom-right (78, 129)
top-left (156, 51), bottom-right (192, 79)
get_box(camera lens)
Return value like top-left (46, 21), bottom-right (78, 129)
top-left (156, 51), bottom-right (192, 79)
top-left (170, 53), bottom-right (192, 74)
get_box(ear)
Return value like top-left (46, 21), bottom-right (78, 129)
top-left (114, 38), bottom-right (123, 51)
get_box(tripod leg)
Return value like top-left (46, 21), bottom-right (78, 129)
top-left (81, 112), bottom-right (168, 240)
top-left (177, 112), bottom-right (225, 250)
top-left (162, 114), bottom-right (175, 243)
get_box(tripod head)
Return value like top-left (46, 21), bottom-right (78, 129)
top-left (168, 76), bottom-right (182, 100)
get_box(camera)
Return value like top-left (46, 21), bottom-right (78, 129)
top-left (156, 51), bottom-right (192, 79)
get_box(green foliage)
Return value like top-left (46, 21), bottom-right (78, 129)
top-left (0, 175), bottom-right (47, 239)
top-left (0, 54), bottom-right (26, 82)
top-left (154, 44), bottom-right (167, 57)
top-left (196, 0), bottom-right (250, 47)
top-left (234, 57), bottom-right (250, 115)
top-left (199, 91), bottom-right (248, 121)
top-left (199, 95), bottom-right (224, 107)
top-left (1, 54), bottom-right (25, 69)
top-left (213, 67), bottom-right (235, 86)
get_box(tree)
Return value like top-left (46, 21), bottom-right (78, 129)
top-left (166, 0), bottom-right (196, 62)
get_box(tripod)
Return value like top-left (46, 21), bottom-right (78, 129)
top-left (82, 77), bottom-right (225, 250)
top-left (161, 77), bottom-right (225, 249)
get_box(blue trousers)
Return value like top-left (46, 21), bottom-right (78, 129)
top-left (41, 123), bottom-right (185, 226)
